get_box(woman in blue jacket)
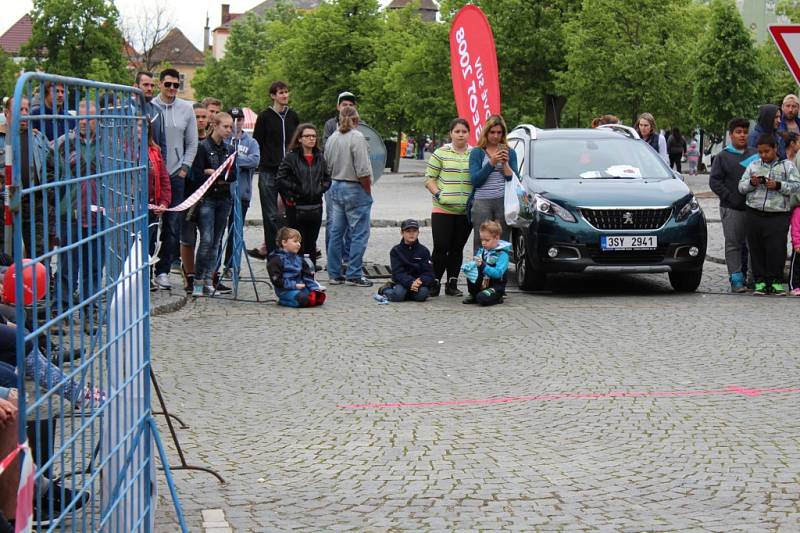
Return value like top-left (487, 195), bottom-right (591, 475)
top-left (468, 115), bottom-right (518, 252)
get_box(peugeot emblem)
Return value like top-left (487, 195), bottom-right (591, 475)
top-left (622, 212), bottom-right (634, 225)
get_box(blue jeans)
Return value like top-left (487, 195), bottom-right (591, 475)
top-left (326, 181), bottom-right (372, 280)
top-left (325, 189), bottom-right (350, 263)
top-left (195, 195), bottom-right (232, 283)
top-left (385, 284), bottom-right (429, 302)
top-left (56, 219), bottom-right (105, 310)
top-left (155, 173), bottom-right (185, 276)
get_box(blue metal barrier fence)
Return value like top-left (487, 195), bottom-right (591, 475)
top-left (6, 72), bottom-right (185, 532)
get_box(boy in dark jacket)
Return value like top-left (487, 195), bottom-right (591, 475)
top-left (709, 117), bottom-right (758, 292)
top-left (267, 227), bottom-right (326, 307)
top-left (378, 219), bottom-right (435, 302)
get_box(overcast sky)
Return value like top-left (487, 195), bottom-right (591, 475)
top-left (2, 1), bottom-right (278, 53)
top-left (2, 0), bottom-right (394, 53)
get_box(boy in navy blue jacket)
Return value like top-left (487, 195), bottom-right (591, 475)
top-left (379, 219), bottom-right (435, 302)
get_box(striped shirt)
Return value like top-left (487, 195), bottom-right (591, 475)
top-left (425, 145), bottom-right (473, 215)
top-left (473, 152), bottom-right (506, 200)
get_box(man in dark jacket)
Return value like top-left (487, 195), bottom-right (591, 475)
top-left (710, 117), bottom-right (758, 292)
top-left (132, 71), bottom-right (167, 160)
top-left (250, 81), bottom-right (299, 257)
top-left (748, 104), bottom-right (786, 160)
top-left (378, 219), bottom-right (435, 302)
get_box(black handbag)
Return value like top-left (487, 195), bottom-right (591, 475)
top-left (294, 203), bottom-right (323, 221)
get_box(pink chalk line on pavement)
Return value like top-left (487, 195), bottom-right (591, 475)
top-left (337, 385), bottom-right (800, 410)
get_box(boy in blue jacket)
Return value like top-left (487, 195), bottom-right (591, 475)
top-left (267, 227), bottom-right (326, 307)
top-left (462, 220), bottom-right (511, 306)
top-left (378, 219), bottom-right (435, 302)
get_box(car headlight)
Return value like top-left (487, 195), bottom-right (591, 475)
top-left (675, 195), bottom-right (701, 222)
top-left (533, 194), bottom-right (576, 223)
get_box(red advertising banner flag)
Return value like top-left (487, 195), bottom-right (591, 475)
top-left (449, 5), bottom-right (502, 146)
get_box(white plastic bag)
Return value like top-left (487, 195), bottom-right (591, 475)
top-left (504, 174), bottom-right (531, 227)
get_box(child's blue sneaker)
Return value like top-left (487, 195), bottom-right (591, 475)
top-left (372, 293), bottom-right (389, 304)
top-left (729, 272), bottom-right (746, 293)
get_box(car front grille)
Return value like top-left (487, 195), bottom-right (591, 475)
top-left (580, 207), bottom-right (672, 230)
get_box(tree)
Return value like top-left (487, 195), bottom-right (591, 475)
top-left (122, 2), bottom-right (175, 71)
top-left (192, 2), bottom-right (298, 109)
top-left (558, 0), bottom-right (700, 129)
top-left (254, 0), bottom-right (383, 125)
top-left (691, 0), bottom-right (764, 138)
top-left (758, 39), bottom-right (798, 106)
top-left (439, 0), bottom-right (579, 128)
top-left (22, 0), bottom-right (128, 82)
top-left (0, 51), bottom-right (22, 98)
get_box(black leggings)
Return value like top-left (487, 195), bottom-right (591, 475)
top-left (669, 154), bottom-right (682, 173)
top-left (286, 207), bottom-right (323, 264)
top-left (431, 213), bottom-right (472, 281)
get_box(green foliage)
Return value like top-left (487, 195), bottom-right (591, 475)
top-left (758, 39), bottom-right (798, 106)
top-left (358, 5), bottom-right (454, 137)
top-left (691, 0), bottom-right (764, 137)
top-left (192, 4), bottom-right (297, 109)
top-left (777, 0), bottom-right (800, 22)
top-left (255, 0), bottom-right (383, 125)
top-left (22, 0), bottom-right (128, 81)
top-left (0, 50), bottom-right (21, 98)
top-left (557, 0), bottom-right (701, 130)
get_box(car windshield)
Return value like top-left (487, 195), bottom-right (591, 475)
top-left (530, 137), bottom-right (673, 179)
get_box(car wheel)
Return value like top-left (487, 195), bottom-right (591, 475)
top-left (515, 230), bottom-right (546, 291)
top-left (668, 270), bottom-right (702, 292)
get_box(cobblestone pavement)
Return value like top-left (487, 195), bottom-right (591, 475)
top-left (150, 226), bottom-right (800, 531)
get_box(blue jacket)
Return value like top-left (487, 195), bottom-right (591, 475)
top-left (227, 132), bottom-right (260, 201)
top-left (390, 239), bottom-right (434, 289)
top-left (266, 248), bottom-right (320, 296)
top-left (462, 240), bottom-right (512, 293)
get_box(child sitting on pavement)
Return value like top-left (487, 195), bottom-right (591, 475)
top-left (267, 227), bottom-right (326, 307)
top-left (461, 220), bottom-right (512, 306)
top-left (738, 134), bottom-right (800, 295)
top-left (377, 219), bottom-right (435, 302)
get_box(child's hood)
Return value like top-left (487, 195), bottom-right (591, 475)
top-left (491, 240), bottom-right (512, 253)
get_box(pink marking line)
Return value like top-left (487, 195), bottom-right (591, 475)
top-left (337, 385), bottom-right (800, 410)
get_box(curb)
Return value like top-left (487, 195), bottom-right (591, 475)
top-left (150, 294), bottom-right (188, 317)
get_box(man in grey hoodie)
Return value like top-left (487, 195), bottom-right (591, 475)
top-left (151, 68), bottom-right (198, 289)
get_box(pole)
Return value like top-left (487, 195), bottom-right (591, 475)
top-left (4, 135), bottom-right (11, 255)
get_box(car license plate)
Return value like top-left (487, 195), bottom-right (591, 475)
top-left (601, 235), bottom-right (657, 250)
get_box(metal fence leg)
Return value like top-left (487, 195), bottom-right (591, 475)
top-left (148, 416), bottom-right (189, 533)
top-left (150, 367), bottom-right (226, 484)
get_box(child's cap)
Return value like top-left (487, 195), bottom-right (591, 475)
top-left (400, 219), bottom-right (420, 231)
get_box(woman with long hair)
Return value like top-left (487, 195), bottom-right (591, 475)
top-left (468, 114), bottom-right (518, 251)
top-left (635, 112), bottom-right (668, 163)
top-left (425, 118), bottom-right (473, 296)
top-left (276, 123), bottom-right (331, 264)
top-left (667, 126), bottom-right (687, 172)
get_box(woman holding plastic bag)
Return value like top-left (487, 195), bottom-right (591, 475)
top-left (468, 115), bottom-right (518, 252)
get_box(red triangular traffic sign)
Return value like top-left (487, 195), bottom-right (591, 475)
top-left (769, 25), bottom-right (800, 86)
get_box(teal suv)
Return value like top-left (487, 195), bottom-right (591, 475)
top-left (507, 125), bottom-right (707, 292)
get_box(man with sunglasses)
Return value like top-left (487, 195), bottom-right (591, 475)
top-left (151, 68), bottom-right (198, 290)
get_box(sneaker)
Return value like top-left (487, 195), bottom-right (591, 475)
top-left (372, 293), bottom-right (389, 304)
top-left (76, 387), bottom-right (106, 410)
top-left (154, 273), bottom-right (172, 290)
top-left (729, 272), bottom-right (746, 293)
top-left (204, 285), bottom-right (216, 296)
top-left (192, 282), bottom-right (205, 297)
top-left (753, 282), bottom-right (767, 295)
top-left (328, 277), bottom-right (346, 285)
top-left (444, 277), bottom-right (463, 297)
top-left (771, 282), bottom-right (786, 296)
top-left (246, 247), bottom-right (267, 260)
top-left (346, 277), bottom-right (373, 287)
top-left (789, 288), bottom-right (800, 296)
top-left (430, 279), bottom-right (441, 297)
top-left (377, 281), bottom-right (394, 296)
top-left (35, 481), bottom-right (89, 526)
top-left (183, 274), bottom-right (195, 293)
top-left (214, 281), bottom-right (232, 295)
top-left (462, 295), bottom-right (476, 304)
